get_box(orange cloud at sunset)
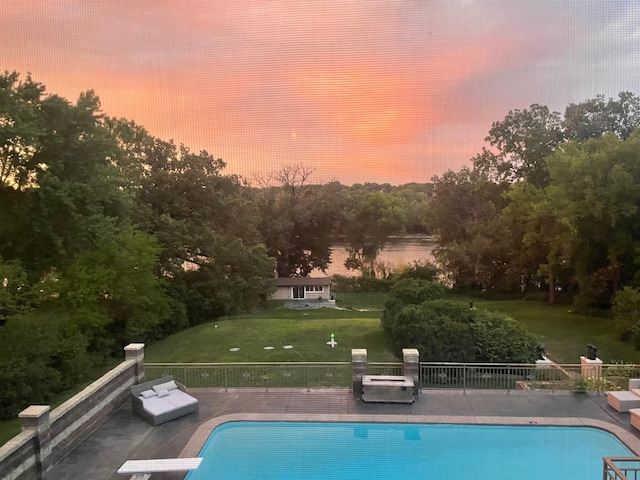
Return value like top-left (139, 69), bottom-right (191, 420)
top-left (1, 1), bottom-right (639, 185)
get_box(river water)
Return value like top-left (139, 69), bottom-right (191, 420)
top-left (324, 235), bottom-right (437, 277)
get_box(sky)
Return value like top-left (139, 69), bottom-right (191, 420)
top-left (2, 1), bottom-right (639, 185)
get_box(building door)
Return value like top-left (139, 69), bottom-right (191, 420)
top-left (292, 286), bottom-right (305, 299)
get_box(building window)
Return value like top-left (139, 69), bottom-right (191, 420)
top-left (305, 286), bottom-right (324, 292)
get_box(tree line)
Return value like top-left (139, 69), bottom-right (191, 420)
top-left (427, 92), bottom-right (640, 324)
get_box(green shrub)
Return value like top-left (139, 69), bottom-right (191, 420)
top-left (389, 278), bottom-right (447, 305)
top-left (612, 286), bottom-right (640, 348)
top-left (381, 284), bottom-right (538, 363)
top-left (331, 274), bottom-right (391, 293)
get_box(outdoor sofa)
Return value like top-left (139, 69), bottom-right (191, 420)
top-left (606, 379), bottom-right (640, 413)
top-left (130, 376), bottom-right (199, 426)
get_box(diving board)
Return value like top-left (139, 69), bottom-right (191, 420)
top-left (117, 457), bottom-right (202, 479)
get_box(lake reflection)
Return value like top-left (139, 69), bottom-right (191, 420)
top-left (324, 236), bottom-right (437, 277)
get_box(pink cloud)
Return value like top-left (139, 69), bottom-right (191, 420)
top-left (1, 2), bottom-right (636, 185)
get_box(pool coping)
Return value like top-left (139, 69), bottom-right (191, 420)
top-left (180, 413), bottom-right (640, 458)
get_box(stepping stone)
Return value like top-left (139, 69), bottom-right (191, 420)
top-left (229, 348), bottom-right (240, 352)
top-left (283, 345), bottom-right (294, 349)
top-left (264, 346), bottom-right (274, 350)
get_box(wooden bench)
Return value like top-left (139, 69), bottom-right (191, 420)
top-left (117, 457), bottom-right (202, 479)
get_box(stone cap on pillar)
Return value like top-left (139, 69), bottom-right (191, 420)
top-left (19, 405), bottom-right (50, 431)
top-left (402, 348), bottom-right (419, 362)
top-left (125, 343), bottom-right (145, 358)
top-left (19, 405), bottom-right (50, 419)
top-left (351, 349), bottom-right (367, 362)
top-left (580, 355), bottom-right (602, 364)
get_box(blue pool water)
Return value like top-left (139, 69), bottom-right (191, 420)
top-left (185, 421), bottom-right (632, 480)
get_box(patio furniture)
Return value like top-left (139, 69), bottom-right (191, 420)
top-left (630, 408), bottom-right (640, 431)
top-left (117, 457), bottom-right (202, 480)
top-left (607, 390), bottom-right (640, 413)
top-left (130, 376), bottom-right (199, 425)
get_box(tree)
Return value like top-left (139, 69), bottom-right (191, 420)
top-left (0, 257), bottom-right (32, 324)
top-left (342, 189), bottom-right (406, 277)
top-left (0, 82), bottom-right (131, 274)
top-left (544, 132), bottom-right (640, 310)
top-left (472, 104), bottom-right (563, 187)
top-left (0, 71), bottom-right (47, 190)
top-left (564, 91), bottom-right (640, 142)
top-left (54, 227), bottom-right (171, 356)
top-left (254, 164), bottom-right (341, 277)
top-left (499, 182), bottom-right (573, 303)
top-left (109, 120), bottom-right (275, 321)
top-left (428, 168), bottom-right (510, 290)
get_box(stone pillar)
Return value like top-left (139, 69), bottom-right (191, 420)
top-left (402, 348), bottom-right (420, 395)
top-left (351, 349), bottom-right (367, 400)
top-left (580, 356), bottom-right (602, 378)
top-left (19, 405), bottom-right (51, 478)
top-left (125, 343), bottom-right (145, 383)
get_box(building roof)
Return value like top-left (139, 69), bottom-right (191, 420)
top-left (273, 276), bottom-right (331, 287)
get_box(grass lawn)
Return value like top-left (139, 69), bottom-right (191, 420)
top-left (146, 293), bottom-right (640, 365)
top-left (463, 297), bottom-right (640, 364)
top-left (5, 292), bottom-right (640, 447)
top-left (145, 298), bottom-right (396, 363)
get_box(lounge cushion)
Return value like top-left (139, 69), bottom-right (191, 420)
top-left (142, 396), bottom-right (180, 417)
top-left (140, 389), bottom-right (156, 399)
top-left (164, 390), bottom-right (199, 409)
top-left (141, 389), bottom-right (198, 417)
top-left (152, 380), bottom-right (178, 393)
top-left (157, 389), bottom-right (170, 398)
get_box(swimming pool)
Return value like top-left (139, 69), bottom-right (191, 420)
top-left (185, 421), bottom-right (633, 479)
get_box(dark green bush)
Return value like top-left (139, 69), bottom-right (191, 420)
top-left (381, 285), bottom-right (538, 363)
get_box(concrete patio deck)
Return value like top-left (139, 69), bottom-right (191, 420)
top-left (48, 388), bottom-right (640, 479)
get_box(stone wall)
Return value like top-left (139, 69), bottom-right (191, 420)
top-left (0, 343), bottom-right (145, 480)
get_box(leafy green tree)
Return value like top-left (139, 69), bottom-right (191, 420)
top-left (0, 311), bottom-right (89, 419)
top-left (0, 72), bottom-right (47, 190)
top-left (54, 227), bottom-right (171, 356)
top-left (472, 104), bottom-right (563, 188)
top-left (254, 165), bottom-right (341, 277)
top-left (564, 91), bottom-right (640, 142)
top-left (342, 189), bottom-right (406, 277)
top-left (544, 132), bottom-right (640, 311)
top-left (0, 257), bottom-right (33, 323)
top-left (109, 120), bottom-right (274, 321)
top-left (1, 80), bottom-right (131, 274)
top-left (428, 168), bottom-right (510, 290)
top-left (499, 182), bottom-right (573, 303)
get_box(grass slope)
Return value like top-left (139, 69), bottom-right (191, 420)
top-left (145, 298), bottom-right (396, 363)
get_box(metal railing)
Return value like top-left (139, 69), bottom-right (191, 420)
top-left (144, 361), bottom-right (640, 392)
top-left (603, 457), bottom-right (640, 480)
top-left (145, 362), bottom-right (352, 390)
top-left (367, 362), bottom-right (403, 376)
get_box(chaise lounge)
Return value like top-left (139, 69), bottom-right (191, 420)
top-left (130, 376), bottom-right (199, 426)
